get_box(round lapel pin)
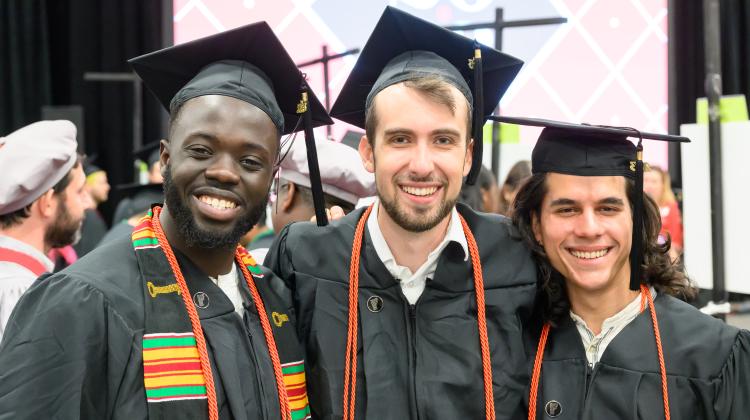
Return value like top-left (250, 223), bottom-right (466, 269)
top-left (366, 295), bottom-right (383, 313)
top-left (545, 400), bottom-right (562, 418)
top-left (193, 291), bottom-right (210, 309)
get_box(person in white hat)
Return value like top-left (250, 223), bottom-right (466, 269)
top-left (271, 138), bottom-right (375, 230)
top-left (0, 120), bottom-right (87, 339)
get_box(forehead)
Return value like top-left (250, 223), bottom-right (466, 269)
top-left (172, 95), bottom-right (279, 143)
top-left (544, 173), bottom-right (627, 202)
top-left (373, 82), bottom-right (468, 128)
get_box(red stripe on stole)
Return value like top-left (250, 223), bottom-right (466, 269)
top-left (145, 370), bottom-right (203, 379)
top-left (143, 362), bottom-right (202, 374)
top-left (286, 386), bottom-right (307, 398)
top-left (143, 357), bottom-right (198, 364)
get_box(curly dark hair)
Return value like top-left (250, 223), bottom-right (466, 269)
top-left (511, 173), bottom-right (696, 325)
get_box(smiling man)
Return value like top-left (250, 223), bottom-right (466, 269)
top-left (265, 7), bottom-right (536, 419)
top-left (0, 23), bottom-right (331, 420)
top-left (505, 117), bottom-right (750, 419)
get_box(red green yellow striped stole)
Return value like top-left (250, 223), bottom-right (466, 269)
top-left (132, 208), bottom-right (311, 419)
top-left (142, 332), bottom-right (207, 402)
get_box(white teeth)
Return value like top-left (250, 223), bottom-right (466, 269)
top-left (198, 195), bottom-right (237, 210)
top-left (402, 186), bottom-right (437, 196)
top-left (570, 248), bottom-right (609, 259)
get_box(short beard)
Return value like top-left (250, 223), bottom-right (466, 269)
top-left (45, 196), bottom-right (83, 248)
top-left (162, 166), bottom-right (268, 249)
top-left (378, 177), bottom-right (457, 233)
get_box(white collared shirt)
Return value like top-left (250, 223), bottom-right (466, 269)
top-left (209, 263), bottom-right (243, 316)
top-left (367, 200), bottom-right (469, 305)
top-left (0, 235), bottom-right (55, 340)
top-left (570, 287), bottom-right (657, 366)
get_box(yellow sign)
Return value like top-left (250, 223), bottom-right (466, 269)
top-left (272, 311), bottom-right (289, 327)
top-left (147, 281), bottom-right (181, 298)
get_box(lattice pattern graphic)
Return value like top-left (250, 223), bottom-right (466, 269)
top-left (173, 0), bottom-right (668, 167)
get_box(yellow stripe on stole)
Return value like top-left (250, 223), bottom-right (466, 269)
top-left (132, 229), bottom-right (156, 240)
top-left (283, 371), bottom-right (306, 386)
top-left (144, 374), bottom-right (206, 389)
top-left (143, 347), bottom-right (200, 362)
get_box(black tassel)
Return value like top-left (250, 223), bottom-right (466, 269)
top-left (466, 42), bottom-right (483, 185)
top-left (629, 143), bottom-right (644, 290)
top-left (301, 84), bottom-right (328, 226)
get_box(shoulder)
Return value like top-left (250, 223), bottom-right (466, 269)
top-left (275, 207), bottom-right (363, 261)
top-left (457, 204), bottom-right (537, 287)
top-left (655, 295), bottom-right (742, 379)
top-left (27, 234), bottom-right (146, 328)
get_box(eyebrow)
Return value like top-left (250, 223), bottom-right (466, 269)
top-left (185, 132), bottom-right (271, 153)
top-left (549, 197), bottom-right (625, 206)
top-left (382, 128), bottom-right (462, 137)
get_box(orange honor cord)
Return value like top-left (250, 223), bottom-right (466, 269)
top-left (458, 214), bottom-right (496, 420)
top-left (642, 284), bottom-right (670, 420)
top-left (152, 207), bottom-right (219, 420)
top-left (527, 285), bottom-right (670, 420)
top-left (527, 323), bottom-right (550, 420)
top-left (237, 261), bottom-right (291, 420)
top-left (344, 206), bottom-right (495, 419)
top-left (343, 205), bottom-right (371, 420)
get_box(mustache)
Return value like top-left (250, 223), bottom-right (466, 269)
top-left (394, 174), bottom-right (446, 184)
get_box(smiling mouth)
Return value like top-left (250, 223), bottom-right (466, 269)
top-left (197, 195), bottom-right (238, 210)
top-left (400, 185), bottom-right (439, 197)
top-left (567, 247), bottom-right (612, 260)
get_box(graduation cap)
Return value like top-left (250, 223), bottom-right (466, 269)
top-left (329, 6), bottom-right (523, 184)
top-left (83, 156), bottom-right (104, 177)
top-left (129, 21), bottom-right (334, 225)
top-left (112, 182), bottom-right (165, 221)
top-left (490, 116), bottom-right (690, 291)
top-left (133, 141), bottom-right (161, 167)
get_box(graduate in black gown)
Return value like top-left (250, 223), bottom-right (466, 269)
top-left (0, 22), bottom-right (333, 420)
top-left (504, 117), bottom-right (750, 419)
top-left (265, 7), bottom-right (536, 419)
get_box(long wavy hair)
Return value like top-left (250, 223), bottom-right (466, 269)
top-left (511, 173), bottom-right (696, 325)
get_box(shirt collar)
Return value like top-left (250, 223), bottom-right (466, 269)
top-left (570, 286), bottom-right (657, 336)
top-left (366, 200), bottom-right (469, 268)
top-left (0, 234), bottom-right (55, 272)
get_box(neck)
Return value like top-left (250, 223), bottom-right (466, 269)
top-left (567, 280), bottom-right (640, 335)
top-left (158, 205), bottom-right (236, 277)
top-left (0, 222), bottom-right (49, 254)
top-left (376, 203), bottom-right (452, 273)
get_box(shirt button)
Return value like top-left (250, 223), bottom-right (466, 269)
top-left (407, 281), bottom-right (415, 288)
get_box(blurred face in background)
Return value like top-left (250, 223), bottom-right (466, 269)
top-left (643, 170), bottom-right (664, 204)
top-left (86, 171), bottom-right (110, 205)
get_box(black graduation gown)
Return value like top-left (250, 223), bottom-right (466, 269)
top-left (73, 209), bottom-right (110, 257)
top-left (526, 294), bottom-right (750, 419)
top-left (265, 204), bottom-right (538, 419)
top-left (0, 233), bottom-right (301, 420)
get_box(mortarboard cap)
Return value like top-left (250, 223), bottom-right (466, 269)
top-left (330, 6), bottom-right (523, 184)
top-left (0, 120), bottom-right (78, 215)
top-left (129, 21), bottom-right (334, 225)
top-left (490, 115), bottom-right (690, 291)
top-left (128, 22), bottom-right (332, 135)
top-left (83, 156), bottom-right (104, 177)
top-left (279, 139), bottom-right (375, 205)
top-left (113, 182), bottom-right (165, 221)
top-left (133, 141), bottom-right (161, 167)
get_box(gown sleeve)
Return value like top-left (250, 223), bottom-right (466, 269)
top-left (264, 224), bottom-right (296, 291)
top-left (713, 328), bottom-right (750, 419)
top-left (0, 272), bottom-right (137, 419)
